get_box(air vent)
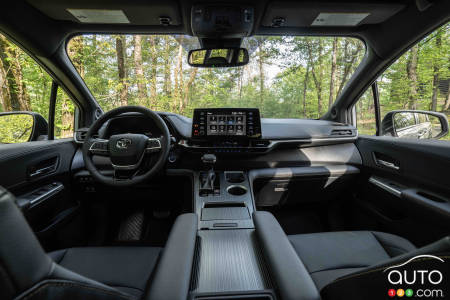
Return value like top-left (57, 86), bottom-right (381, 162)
top-left (331, 129), bottom-right (354, 136)
top-left (74, 128), bottom-right (89, 144)
top-left (251, 140), bottom-right (271, 147)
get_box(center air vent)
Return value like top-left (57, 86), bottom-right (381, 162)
top-left (331, 129), bottom-right (354, 136)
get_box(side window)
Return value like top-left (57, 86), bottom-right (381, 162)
top-left (355, 23), bottom-right (449, 140)
top-left (378, 23), bottom-right (449, 140)
top-left (0, 33), bottom-right (75, 143)
top-left (355, 88), bottom-right (376, 135)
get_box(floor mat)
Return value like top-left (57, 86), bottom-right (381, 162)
top-left (116, 211), bottom-right (144, 241)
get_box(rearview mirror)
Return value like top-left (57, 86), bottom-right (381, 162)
top-left (381, 110), bottom-right (449, 140)
top-left (0, 112), bottom-right (48, 144)
top-left (188, 48), bottom-right (249, 68)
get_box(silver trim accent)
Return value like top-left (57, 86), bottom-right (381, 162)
top-left (178, 135), bottom-right (357, 151)
top-left (226, 185), bottom-right (248, 196)
top-left (111, 151), bottom-right (146, 170)
top-left (368, 177), bottom-right (402, 197)
top-left (146, 138), bottom-right (162, 153)
top-left (73, 131), bottom-right (85, 144)
top-left (376, 159), bottom-right (400, 170)
top-left (29, 182), bottom-right (64, 207)
top-left (88, 139), bottom-right (109, 153)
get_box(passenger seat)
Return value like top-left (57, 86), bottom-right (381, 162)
top-left (253, 211), bottom-right (450, 300)
top-left (288, 231), bottom-right (416, 290)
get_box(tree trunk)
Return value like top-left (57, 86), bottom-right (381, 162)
top-left (0, 36), bottom-right (22, 111)
top-left (258, 40), bottom-right (265, 104)
top-left (337, 41), bottom-right (363, 96)
top-left (181, 68), bottom-right (198, 112)
top-left (133, 35), bottom-right (147, 106)
top-left (406, 45), bottom-right (419, 110)
top-left (115, 35), bottom-right (128, 106)
top-left (302, 62), bottom-right (310, 117)
top-left (163, 36), bottom-right (172, 96)
top-left (328, 37), bottom-right (338, 109)
top-left (149, 36), bottom-right (158, 106)
top-left (307, 40), bottom-right (323, 117)
top-left (11, 48), bottom-right (30, 111)
top-left (0, 57), bottom-right (11, 111)
top-left (431, 32), bottom-right (442, 111)
top-left (443, 83), bottom-right (450, 112)
top-left (174, 41), bottom-right (183, 111)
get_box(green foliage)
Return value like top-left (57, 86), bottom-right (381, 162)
top-left (0, 114), bottom-right (33, 143)
top-left (356, 23), bottom-right (450, 140)
top-left (67, 35), bottom-right (365, 119)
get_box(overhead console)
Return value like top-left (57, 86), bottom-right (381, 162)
top-left (191, 5), bottom-right (254, 38)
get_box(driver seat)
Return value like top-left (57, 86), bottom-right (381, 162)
top-left (0, 186), bottom-right (197, 300)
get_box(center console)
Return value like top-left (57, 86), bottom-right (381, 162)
top-left (189, 149), bottom-right (276, 299)
top-left (189, 109), bottom-right (277, 299)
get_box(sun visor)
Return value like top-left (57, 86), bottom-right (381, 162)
top-left (261, 1), bottom-right (405, 27)
top-left (27, 0), bottom-right (181, 26)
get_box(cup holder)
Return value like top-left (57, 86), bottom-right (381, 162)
top-left (227, 185), bottom-right (247, 196)
top-left (225, 172), bottom-right (245, 183)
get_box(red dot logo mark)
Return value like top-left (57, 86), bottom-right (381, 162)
top-left (388, 289), bottom-right (396, 298)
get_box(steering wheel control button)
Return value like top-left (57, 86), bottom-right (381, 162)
top-left (146, 138), bottom-right (162, 152)
top-left (89, 139), bottom-right (109, 155)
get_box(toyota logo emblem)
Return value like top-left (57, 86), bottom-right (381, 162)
top-left (116, 138), bottom-right (132, 149)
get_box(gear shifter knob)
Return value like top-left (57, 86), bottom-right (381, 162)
top-left (201, 154), bottom-right (216, 165)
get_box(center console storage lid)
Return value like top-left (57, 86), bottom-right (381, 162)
top-left (145, 213), bottom-right (198, 300)
top-left (253, 211), bottom-right (321, 300)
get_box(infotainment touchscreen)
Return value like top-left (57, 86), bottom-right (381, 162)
top-left (192, 108), bottom-right (261, 139)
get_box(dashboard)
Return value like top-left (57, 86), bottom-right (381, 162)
top-left (84, 108), bottom-right (358, 156)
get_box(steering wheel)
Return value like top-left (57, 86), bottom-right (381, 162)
top-left (82, 106), bottom-right (170, 186)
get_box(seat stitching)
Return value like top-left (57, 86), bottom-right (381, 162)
top-left (370, 232), bottom-right (410, 256)
top-left (370, 231), bottom-right (392, 257)
top-left (288, 239), bottom-right (312, 273)
top-left (309, 265), bottom-right (369, 274)
top-left (109, 284), bottom-right (143, 292)
top-left (57, 249), bottom-right (69, 264)
top-left (17, 280), bottom-right (136, 300)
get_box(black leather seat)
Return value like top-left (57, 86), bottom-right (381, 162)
top-left (48, 247), bottom-right (162, 298)
top-left (0, 186), bottom-right (197, 300)
top-left (288, 231), bottom-right (416, 290)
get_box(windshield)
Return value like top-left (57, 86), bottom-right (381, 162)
top-left (67, 35), bottom-right (365, 119)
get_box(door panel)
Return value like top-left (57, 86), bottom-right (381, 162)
top-left (354, 135), bottom-right (450, 246)
top-left (0, 138), bottom-right (79, 250)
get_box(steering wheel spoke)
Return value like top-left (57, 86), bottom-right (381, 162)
top-left (146, 137), bottom-right (162, 153)
top-left (88, 138), bottom-right (109, 156)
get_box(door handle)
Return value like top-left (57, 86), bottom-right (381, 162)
top-left (375, 159), bottom-right (400, 170)
top-left (372, 152), bottom-right (400, 170)
top-left (28, 156), bottom-right (59, 179)
top-left (29, 165), bottom-right (57, 177)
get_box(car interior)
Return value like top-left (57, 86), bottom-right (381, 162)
top-left (0, 1), bottom-right (449, 300)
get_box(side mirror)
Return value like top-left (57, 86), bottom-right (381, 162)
top-left (381, 110), bottom-right (449, 140)
top-left (0, 112), bottom-right (48, 144)
top-left (188, 48), bottom-right (249, 68)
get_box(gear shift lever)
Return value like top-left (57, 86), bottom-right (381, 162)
top-left (200, 154), bottom-right (217, 194)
